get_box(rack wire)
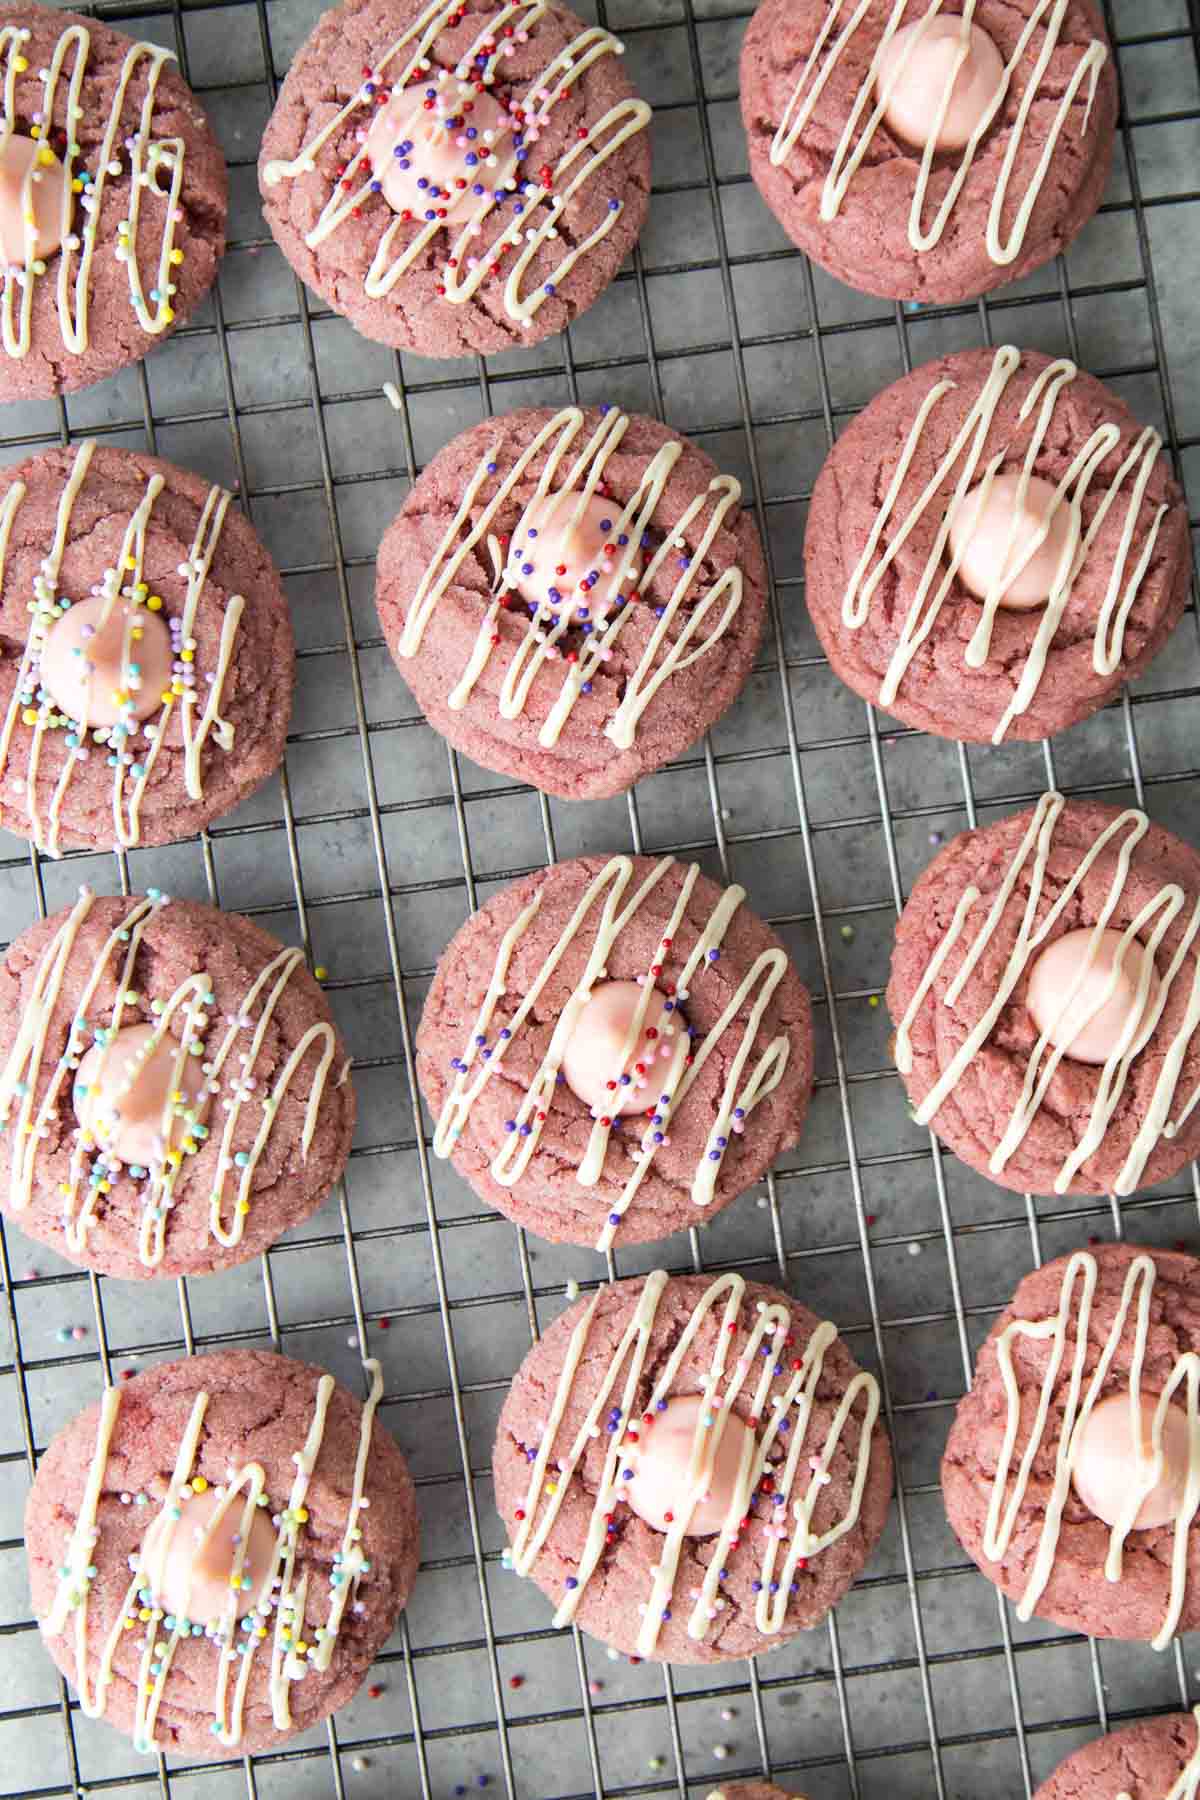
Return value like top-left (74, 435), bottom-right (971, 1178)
top-left (0, 0), bottom-right (1198, 1794)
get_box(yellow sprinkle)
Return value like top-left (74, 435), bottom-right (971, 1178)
top-left (71, 178), bottom-right (82, 193)
top-left (132, 627), bottom-right (143, 640)
top-left (37, 147), bottom-right (53, 166)
top-left (169, 248), bottom-right (183, 265)
top-left (29, 123), bottom-right (39, 138)
top-left (295, 1641), bottom-right (308, 1656)
top-left (21, 706), bottom-right (38, 725)
top-left (313, 966), bottom-right (327, 981)
top-left (138, 1608), bottom-right (151, 1622)
top-left (98, 1179), bottom-right (110, 1194)
top-left (166, 1149), bottom-right (182, 1169)
top-left (123, 555), bottom-right (137, 571)
top-left (147, 594), bottom-right (163, 610)
top-left (13, 55), bottom-right (28, 71)
top-left (294, 1507), bottom-right (308, 1524)
top-left (868, 995), bottom-right (880, 1008)
top-left (181, 648), bottom-right (194, 663)
top-left (236, 1199), bottom-right (249, 1215)
top-left (162, 306), bottom-right (175, 323)
top-left (192, 1476), bottom-right (208, 1493)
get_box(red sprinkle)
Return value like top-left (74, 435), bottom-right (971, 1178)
top-left (368, 1685), bottom-right (383, 1699)
top-left (509, 1675), bottom-right (524, 1690)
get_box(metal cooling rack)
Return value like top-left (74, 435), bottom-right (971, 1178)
top-left (0, 0), bottom-right (1198, 1795)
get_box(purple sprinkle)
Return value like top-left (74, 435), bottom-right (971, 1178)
top-left (565, 1577), bottom-right (578, 1590)
top-left (708, 949), bottom-right (720, 962)
top-left (608, 1211), bottom-right (620, 1225)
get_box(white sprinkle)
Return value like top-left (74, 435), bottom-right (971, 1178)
top-left (382, 381), bottom-right (402, 411)
top-left (908, 1241), bottom-right (922, 1257)
top-left (565, 1279), bottom-right (580, 1302)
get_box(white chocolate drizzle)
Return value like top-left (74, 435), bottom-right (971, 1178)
top-left (433, 855), bottom-right (793, 1251)
top-left (0, 888), bottom-right (339, 1267)
top-left (840, 346), bottom-right (1168, 743)
top-left (770, 0), bottom-right (1107, 270)
top-left (0, 23), bottom-right (187, 360)
top-left (895, 792), bottom-right (1200, 1195)
top-left (507, 1270), bottom-right (881, 1656)
top-left (44, 1358), bottom-right (384, 1751)
top-left (0, 439), bottom-right (244, 856)
top-left (984, 1253), bottom-right (1200, 1652)
top-left (399, 406), bottom-right (745, 751)
top-left (260, 0), bottom-right (650, 331)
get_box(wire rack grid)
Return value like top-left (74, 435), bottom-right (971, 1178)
top-left (0, 0), bottom-right (1198, 1795)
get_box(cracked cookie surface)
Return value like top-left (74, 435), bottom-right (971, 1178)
top-left (1033, 1711), bottom-right (1200, 1798)
top-left (0, 4), bottom-right (226, 402)
top-left (804, 349), bottom-right (1190, 745)
top-left (887, 799), bottom-right (1200, 1198)
top-left (0, 894), bottom-right (355, 1279)
top-left (376, 407), bottom-right (767, 799)
top-left (739, 0), bottom-right (1117, 304)
top-left (493, 1273), bottom-right (892, 1663)
top-left (943, 1244), bottom-right (1200, 1643)
top-left (258, 0), bottom-right (650, 358)
top-left (25, 1350), bottom-right (418, 1757)
top-left (416, 854), bottom-right (813, 1247)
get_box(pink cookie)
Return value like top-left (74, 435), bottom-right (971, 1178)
top-left (705, 1786), bottom-right (802, 1800)
top-left (495, 1271), bottom-right (892, 1663)
top-left (259, 0), bottom-right (651, 360)
top-left (416, 853), bottom-right (813, 1250)
top-left (0, 441), bottom-right (293, 856)
top-left (887, 794), bottom-right (1200, 1199)
top-left (0, 4), bottom-right (227, 402)
top-left (740, 0), bottom-right (1117, 304)
top-left (0, 891), bottom-right (355, 1280)
top-left (1034, 1710), bottom-right (1200, 1798)
top-left (376, 406), bottom-right (768, 799)
top-left (944, 1244), bottom-right (1200, 1645)
top-left (25, 1351), bottom-right (418, 1759)
top-left (706, 1787), bottom-right (804, 1800)
top-left (804, 347), bottom-right (1191, 746)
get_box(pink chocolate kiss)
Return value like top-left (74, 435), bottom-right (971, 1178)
top-left (948, 472), bottom-right (1074, 610)
top-left (1071, 1391), bottom-right (1192, 1530)
top-left (561, 980), bottom-right (677, 1117)
top-left (40, 596), bottom-right (173, 728)
top-left (626, 1393), bottom-right (753, 1536)
top-left (1026, 926), bottom-right (1161, 1066)
top-left (507, 492), bottom-right (644, 619)
top-left (875, 16), bottom-right (1005, 154)
top-left (74, 1022), bottom-right (208, 1168)
top-left (141, 1487), bottom-right (278, 1624)
top-left (0, 132), bottom-right (67, 266)
top-left (365, 83), bottom-right (513, 226)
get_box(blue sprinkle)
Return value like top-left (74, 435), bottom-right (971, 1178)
top-left (565, 1576), bottom-right (578, 1590)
